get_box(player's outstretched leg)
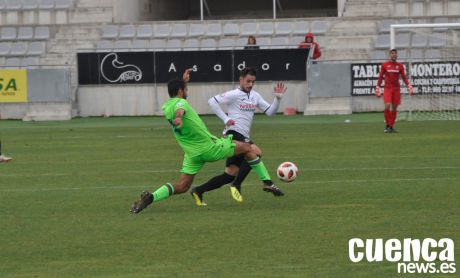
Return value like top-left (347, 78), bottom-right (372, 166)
top-left (130, 190), bottom-right (153, 213)
top-left (131, 174), bottom-right (194, 213)
top-left (190, 172), bottom-right (235, 206)
top-left (247, 156), bottom-right (284, 197)
top-left (229, 160), bottom-right (251, 202)
top-left (190, 187), bottom-right (207, 206)
top-left (233, 141), bottom-right (284, 197)
top-left (131, 183), bottom-right (174, 213)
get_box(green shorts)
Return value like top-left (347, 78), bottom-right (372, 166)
top-left (180, 135), bottom-right (235, 175)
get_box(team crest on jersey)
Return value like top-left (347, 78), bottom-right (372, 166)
top-left (176, 102), bottom-right (183, 108)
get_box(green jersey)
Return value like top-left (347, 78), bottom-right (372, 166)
top-left (162, 98), bottom-right (217, 157)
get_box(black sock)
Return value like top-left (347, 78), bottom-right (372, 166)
top-left (195, 172), bottom-right (235, 194)
top-left (231, 160), bottom-right (252, 192)
top-left (263, 180), bottom-right (274, 186)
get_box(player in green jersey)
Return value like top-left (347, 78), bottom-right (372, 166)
top-left (130, 69), bottom-right (283, 213)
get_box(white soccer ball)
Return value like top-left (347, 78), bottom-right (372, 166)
top-left (277, 162), bottom-right (298, 183)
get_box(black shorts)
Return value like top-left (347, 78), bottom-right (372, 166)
top-left (224, 130), bottom-right (253, 167)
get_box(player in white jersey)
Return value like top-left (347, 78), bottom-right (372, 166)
top-left (190, 67), bottom-right (287, 206)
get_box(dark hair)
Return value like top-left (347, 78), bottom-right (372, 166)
top-left (167, 78), bottom-right (186, 98)
top-left (390, 48), bottom-right (398, 53)
top-left (247, 35), bottom-right (257, 45)
top-left (240, 67), bottom-right (257, 77)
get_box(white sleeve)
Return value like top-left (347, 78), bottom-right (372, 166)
top-left (264, 97), bottom-right (281, 116)
top-left (212, 91), bottom-right (236, 105)
top-left (208, 97), bottom-right (231, 124)
top-left (256, 93), bottom-right (280, 116)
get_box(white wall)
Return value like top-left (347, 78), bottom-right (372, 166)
top-left (77, 82), bottom-right (307, 117)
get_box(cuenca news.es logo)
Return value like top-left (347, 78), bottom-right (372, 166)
top-left (349, 238), bottom-right (456, 274)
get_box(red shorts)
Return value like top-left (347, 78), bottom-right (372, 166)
top-left (383, 88), bottom-right (401, 105)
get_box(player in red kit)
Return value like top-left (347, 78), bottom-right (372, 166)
top-left (375, 49), bottom-right (414, 133)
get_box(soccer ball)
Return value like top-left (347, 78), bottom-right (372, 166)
top-left (277, 162), bottom-right (298, 183)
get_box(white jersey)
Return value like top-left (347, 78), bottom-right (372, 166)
top-left (210, 88), bottom-right (272, 138)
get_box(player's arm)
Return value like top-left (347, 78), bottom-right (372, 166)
top-left (182, 68), bottom-right (193, 83)
top-left (173, 108), bottom-right (185, 128)
top-left (400, 66), bottom-right (414, 95)
top-left (259, 82), bottom-right (287, 117)
top-left (208, 95), bottom-right (234, 126)
top-left (375, 64), bottom-right (385, 97)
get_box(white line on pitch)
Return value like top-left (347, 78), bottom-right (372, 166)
top-left (0, 177), bottom-right (457, 193)
top-left (1, 165), bottom-right (459, 178)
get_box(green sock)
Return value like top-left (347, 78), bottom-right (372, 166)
top-left (152, 183), bottom-right (175, 202)
top-left (247, 157), bottom-right (271, 181)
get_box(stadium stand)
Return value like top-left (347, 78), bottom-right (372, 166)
top-left (258, 22), bottom-right (274, 36)
top-left (271, 37), bottom-right (289, 49)
top-left (293, 21), bottom-right (309, 35)
top-left (411, 34), bottom-right (428, 47)
top-left (165, 39), bottom-right (182, 51)
top-left (17, 27), bottom-right (34, 40)
top-left (274, 21), bottom-right (292, 35)
top-left (119, 25), bottom-right (136, 39)
top-left (223, 23), bottom-right (239, 36)
top-left (0, 0), bottom-right (459, 119)
top-left (136, 24), bottom-right (153, 38)
top-left (153, 24), bottom-right (170, 38)
top-left (183, 38), bottom-right (199, 50)
top-left (0, 0), bottom-right (457, 68)
top-left (170, 23), bottom-right (187, 38)
top-left (150, 39), bottom-right (165, 50)
top-left (217, 37), bottom-right (235, 50)
top-left (206, 23), bottom-right (222, 37)
top-left (241, 22), bottom-right (257, 36)
top-left (131, 39), bottom-right (148, 50)
top-left (200, 38), bottom-right (217, 50)
top-left (189, 23), bottom-right (206, 37)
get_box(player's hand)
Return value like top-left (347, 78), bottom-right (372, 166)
top-left (375, 86), bottom-right (381, 97)
top-left (182, 68), bottom-right (193, 83)
top-left (408, 85), bottom-right (414, 96)
top-left (274, 82), bottom-right (287, 99)
top-left (173, 117), bottom-right (183, 128)
top-left (226, 119), bottom-right (235, 126)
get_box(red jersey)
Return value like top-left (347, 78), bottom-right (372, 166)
top-left (377, 61), bottom-right (410, 89)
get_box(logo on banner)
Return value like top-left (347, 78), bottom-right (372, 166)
top-left (349, 238), bottom-right (456, 274)
top-left (100, 53), bottom-right (142, 83)
top-left (0, 69), bottom-right (28, 103)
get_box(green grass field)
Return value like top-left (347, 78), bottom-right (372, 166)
top-left (1, 114), bottom-right (459, 277)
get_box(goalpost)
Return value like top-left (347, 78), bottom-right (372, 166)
top-left (390, 23), bottom-right (460, 121)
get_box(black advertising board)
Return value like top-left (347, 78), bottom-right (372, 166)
top-left (351, 61), bottom-right (460, 96)
top-left (78, 49), bottom-right (309, 85)
top-left (78, 52), bottom-right (154, 85)
top-left (350, 63), bottom-right (381, 96)
top-left (233, 49), bottom-right (308, 81)
top-left (155, 50), bottom-right (233, 83)
top-left (77, 53), bottom-right (101, 85)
